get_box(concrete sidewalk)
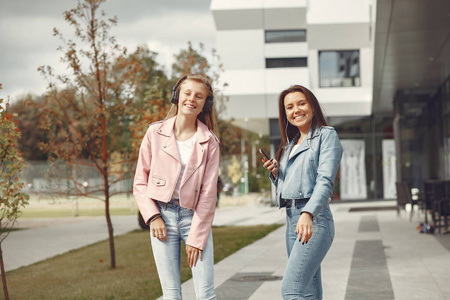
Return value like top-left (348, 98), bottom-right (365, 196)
top-left (5, 200), bottom-right (450, 299)
top-left (161, 201), bottom-right (450, 300)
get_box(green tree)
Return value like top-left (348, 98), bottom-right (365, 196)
top-left (8, 95), bottom-right (48, 160)
top-left (131, 46), bottom-right (171, 100)
top-left (113, 46), bottom-right (171, 154)
top-left (0, 84), bottom-right (30, 300)
top-left (35, 0), bottom-right (159, 269)
top-left (172, 41), bottom-right (211, 80)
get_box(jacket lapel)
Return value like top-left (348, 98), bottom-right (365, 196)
top-left (162, 135), bottom-right (180, 162)
top-left (287, 127), bottom-right (320, 161)
top-left (157, 117), bottom-right (181, 162)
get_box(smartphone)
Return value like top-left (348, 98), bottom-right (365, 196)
top-left (259, 149), bottom-right (270, 161)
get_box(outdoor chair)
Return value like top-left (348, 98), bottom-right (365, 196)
top-left (435, 181), bottom-right (450, 234)
top-left (395, 182), bottom-right (417, 221)
top-left (423, 180), bottom-right (450, 234)
top-left (436, 199), bottom-right (450, 234)
top-left (423, 181), bottom-right (440, 225)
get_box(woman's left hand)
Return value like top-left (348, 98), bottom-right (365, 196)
top-left (296, 212), bottom-right (313, 244)
top-left (186, 245), bottom-right (202, 267)
top-left (263, 158), bottom-right (279, 179)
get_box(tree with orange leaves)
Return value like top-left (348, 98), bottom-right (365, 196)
top-left (35, 0), bottom-right (167, 269)
top-left (0, 83), bottom-right (30, 300)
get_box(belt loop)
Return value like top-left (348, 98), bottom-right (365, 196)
top-left (160, 201), bottom-right (167, 211)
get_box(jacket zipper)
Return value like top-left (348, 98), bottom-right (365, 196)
top-left (193, 177), bottom-right (199, 209)
top-left (310, 160), bottom-right (317, 182)
top-left (299, 154), bottom-right (305, 198)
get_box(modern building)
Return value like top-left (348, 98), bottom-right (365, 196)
top-left (211, 0), bottom-right (450, 201)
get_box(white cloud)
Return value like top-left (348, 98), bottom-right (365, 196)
top-left (111, 10), bottom-right (216, 74)
top-left (0, 1), bottom-right (216, 101)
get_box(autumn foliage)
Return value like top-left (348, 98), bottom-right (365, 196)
top-left (0, 83), bottom-right (30, 300)
top-left (0, 84), bottom-right (29, 239)
top-left (34, 0), bottom-right (170, 269)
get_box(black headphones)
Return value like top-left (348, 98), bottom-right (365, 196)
top-left (170, 74), bottom-right (214, 113)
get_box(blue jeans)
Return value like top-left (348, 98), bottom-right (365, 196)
top-left (281, 200), bottom-right (335, 300)
top-left (151, 199), bottom-right (216, 300)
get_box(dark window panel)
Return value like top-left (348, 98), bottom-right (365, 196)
top-left (266, 57), bottom-right (307, 68)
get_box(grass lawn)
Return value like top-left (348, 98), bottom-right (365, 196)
top-left (4, 224), bottom-right (282, 300)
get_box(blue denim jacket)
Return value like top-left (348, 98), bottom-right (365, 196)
top-left (270, 126), bottom-right (343, 218)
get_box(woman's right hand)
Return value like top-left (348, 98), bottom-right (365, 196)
top-left (151, 217), bottom-right (167, 242)
top-left (263, 158), bottom-right (278, 179)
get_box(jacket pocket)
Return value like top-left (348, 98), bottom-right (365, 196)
top-left (151, 176), bottom-right (166, 187)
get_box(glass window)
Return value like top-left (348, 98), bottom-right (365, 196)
top-left (444, 115), bottom-right (450, 180)
top-left (266, 57), bottom-right (307, 68)
top-left (319, 50), bottom-right (361, 88)
top-left (439, 79), bottom-right (450, 179)
top-left (265, 30), bottom-right (307, 43)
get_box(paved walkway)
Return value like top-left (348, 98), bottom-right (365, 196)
top-left (5, 200), bottom-right (450, 299)
top-left (168, 201), bottom-right (450, 300)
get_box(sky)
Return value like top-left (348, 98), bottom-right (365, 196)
top-left (0, 0), bottom-right (216, 102)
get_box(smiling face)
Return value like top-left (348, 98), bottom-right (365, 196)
top-left (177, 79), bottom-right (208, 118)
top-left (284, 91), bottom-right (314, 134)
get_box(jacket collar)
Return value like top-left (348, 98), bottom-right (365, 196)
top-left (285, 126), bottom-right (321, 161)
top-left (287, 126), bottom-right (319, 147)
top-left (156, 116), bottom-right (212, 143)
top-left (310, 126), bottom-right (320, 140)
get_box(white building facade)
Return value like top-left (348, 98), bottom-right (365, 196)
top-left (211, 0), bottom-right (375, 137)
top-left (211, 0), bottom-right (389, 201)
top-left (212, 0), bottom-right (450, 202)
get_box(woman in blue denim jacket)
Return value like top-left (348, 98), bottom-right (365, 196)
top-left (263, 85), bottom-right (343, 300)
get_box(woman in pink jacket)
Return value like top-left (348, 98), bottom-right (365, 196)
top-left (134, 74), bottom-right (220, 300)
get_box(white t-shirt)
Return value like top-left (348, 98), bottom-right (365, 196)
top-left (289, 144), bottom-right (300, 159)
top-left (172, 132), bottom-right (197, 200)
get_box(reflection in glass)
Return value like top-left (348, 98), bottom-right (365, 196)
top-left (340, 140), bottom-right (367, 200)
top-left (382, 140), bottom-right (397, 199)
top-left (319, 50), bottom-right (361, 88)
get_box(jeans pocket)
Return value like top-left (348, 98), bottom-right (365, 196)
top-left (286, 206), bottom-right (301, 218)
top-left (180, 207), bottom-right (195, 218)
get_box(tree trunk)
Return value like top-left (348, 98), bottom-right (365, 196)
top-left (0, 243), bottom-right (10, 300)
top-left (103, 171), bottom-right (116, 269)
top-left (105, 196), bottom-right (116, 269)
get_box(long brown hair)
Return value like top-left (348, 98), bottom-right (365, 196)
top-left (166, 74), bottom-right (216, 132)
top-left (275, 85), bottom-right (328, 162)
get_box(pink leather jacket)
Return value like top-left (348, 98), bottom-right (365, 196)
top-left (133, 116), bottom-right (220, 250)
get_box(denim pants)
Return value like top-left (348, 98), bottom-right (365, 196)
top-left (281, 200), bottom-right (335, 300)
top-left (151, 199), bottom-right (216, 300)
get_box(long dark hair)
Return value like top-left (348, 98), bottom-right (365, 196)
top-left (275, 85), bottom-right (328, 162)
top-left (166, 74), bottom-right (216, 132)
